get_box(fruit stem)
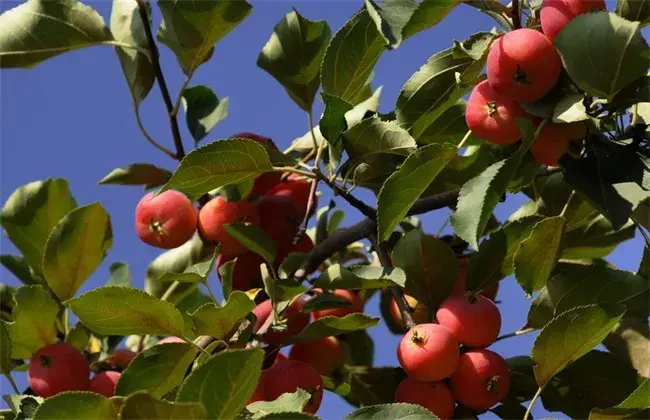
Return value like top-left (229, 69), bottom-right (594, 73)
top-left (524, 386), bottom-right (543, 420)
top-left (559, 190), bottom-right (575, 218)
top-left (63, 308), bottom-right (70, 336)
top-left (293, 178), bottom-right (320, 245)
top-left (5, 372), bottom-right (19, 394)
top-left (457, 129), bottom-right (472, 150)
top-left (494, 327), bottom-right (535, 343)
top-left (511, 0), bottom-right (521, 29)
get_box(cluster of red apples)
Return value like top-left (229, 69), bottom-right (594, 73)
top-left (466, 0), bottom-right (604, 165)
top-left (135, 132), bottom-right (315, 292)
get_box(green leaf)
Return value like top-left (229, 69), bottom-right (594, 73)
top-left (0, 0), bottom-right (112, 68)
top-left (343, 366), bottom-right (405, 407)
top-left (616, 0), bottom-right (650, 26)
top-left (289, 313), bottom-right (379, 343)
top-left (160, 139), bottom-right (273, 200)
top-left (344, 403), bottom-right (439, 420)
top-left (116, 342), bottom-right (197, 398)
top-left (32, 391), bottom-right (118, 420)
top-left (99, 163), bottom-right (173, 189)
top-left (342, 116), bottom-right (417, 161)
top-left (402, 0), bottom-right (460, 39)
top-left (314, 264), bottom-right (406, 290)
top-left (532, 304), bottom-right (626, 387)
top-left (246, 389), bottom-right (310, 418)
top-left (553, 93), bottom-right (589, 123)
top-left (345, 330), bottom-right (375, 367)
top-left (450, 119), bottom-right (538, 249)
top-left (4, 395), bottom-right (43, 419)
top-left (395, 32), bottom-right (495, 139)
top-left (300, 292), bottom-right (353, 313)
top-left (219, 259), bottom-right (236, 298)
top-left (177, 348), bottom-right (264, 419)
top-left (0, 321), bottom-right (11, 375)
top-left (188, 291), bottom-right (254, 339)
top-left (0, 255), bottom-right (42, 286)
top-left (377, 143), bottom-right (457, 241)
top-left (365, 0), bottom-right (418, 49)
top-left (320, 93), bottom-right (354, 172)
top-left (321, 9), bottom-right (385, 102)
top-left (222, 223), bottom-right (277, 263)
top-left (108, 262), bottom-right (132, 287)
top-left (0, 178), bottom-right (77, 275)
top-left (562, 216), bottom-right (635, 260)
top-left (42, 202), bottom-right (113, 301)
top-left (258, 9), bottom-right (330, 111)
top-left (65, 323), bottom-right (90, 350)
top-left (67, 286), bottom-right (185, 336)
top-left (257, 414), bottom-right (317, 419)
top-left (110, 0), bottom-right (154, 105)
top-left (8, 285), bottom-right (58, 358)
top-left (465, 0), bottom-right (514, 29)
top-left (392, 230), bottom-right (459, 312)
top-left (514, 216), bottom-right (566, 295)
top-left (555, 12), bottom-right (649, 100)
top-left (182, 85), bottom-right (229, 145)
top-left (604, 317), bottom-right (650, 378)
top-left (121, 392), bottom-right (207, 420)
top-left (157, 0), bottom-right (252, 75)
top-left (156, 251), bottom-right (216, 285)
top-left (417, 99), bottom-right (482, 147)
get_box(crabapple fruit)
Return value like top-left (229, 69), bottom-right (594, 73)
top-left (256, 195), bottom-right (302, 252)
top-left (217, 251), bottom-right (265, 291)
top-left (311, 289), bottom-right (363, 320)
top-left (89, 371), bottom-right (121, 397)
top-left (231, 132), bottom-right (283, 199)
top-left (487, 28), bottom-right (562, 103)
top-left (531, 121), bottom-right (587, 166)
top-left (450, 349), bottom-right (511, 411)
top-left (107, 348), bottom-right (136, 369)
top-left (541, 0), bottom-right (606, 42)
top-left (28, 343), bottom-right (90, 397)
top-left (135, 190), bottom-right (197, 249)
top-left (263, 359), bottom-right (324, 414)
top-left (253, 299), bottom-right (310, 345)
top-left (389, 294), bottom-right (429, 328)
top-left (436, 294), bottom-right (502, 347)
top-left (465, 80), bottom-right (535, 144)
top-left (198, 196), bottom-right (261, 256)
top-left (266, 174), bottom-right (314, 218)
top-left (289, 336), bottom-right (345, 376)
top-left (397, 323), bottom-right (459, 382)
top-left (395, 378), bottom-right (455, 419)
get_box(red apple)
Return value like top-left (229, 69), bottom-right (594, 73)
top-left (450, 349), bottom-right (511, 411)
top-left (397, 323), bottom-right (459, 382)
top-left (395, 377), bottom-right (455, 419)
top-left (29, 343), bottom-right (90, 397)
top-left (436, 294), bottom-right (502, 347)
top-left (135, 190), bottom-right (197, 249)
top-left (541, 0), bottom-right (606, 42)
top-left (198, 196), bottom-right (261, 256)
top-left (311, 289), bottom-right (363, 320)
top-left (89, 371), bottom-right (120, 397)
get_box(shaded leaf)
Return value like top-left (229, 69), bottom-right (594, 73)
top-left (344, 403), bottom-right (439, 420)
top-left (532, 304), bottom-right (626, 387)
top-left (32, 392), bottom-right (117, 420)
top-left (402, 0), bottom-right (461, 39)
top-left (314, 264), bottom-right (406, 290)
top-left (258, 9), bottom-right (330, 111)
top-left (43, 203), bottom-right (113, 301)
top-left (67, 286), bottom-right (184, 336)
top-left (0, 178), bottom-right (77, 275)
top-left (344, 366), bottom-right (405, 407)
top-left (121, 392), bottom-right (207, 419)
top-left (161, 139), bottom-right (273, 200)
top-left (223, 223), bottom-right (277, 263)
top-left (156, 251), bottom-right (216, 285)
top-left (417, 100), bottom-right (482, 147)
top-left (0, 255), bottom-right (42, 286)
top-left (8, 285), bottom-right (58, 358)
top-left (108, 262), bottom-right (132, 287)
top-left (0, 0), bottom-right (112, 68)
top-left (116, 342), bottom-right (196, 398)
top-left (392, 230), bottom-right (459, 312)
top-left (110, 0), bottom-right (154, 105)
top-left (300, 293), bottom-right (352, 313)
top-left (177, 348), bottom-right (264, 419)
top-left (343, 116), bottom-right (417, 161)
top-left (555, 12), bottom-right (649, 99)
top-left (616, 0), bottom-right (650, 26)
top-left (246, 389), bottom-right (310, 418)
top-left (0, 321), bottom-right (11, 375)
top-left (289, 313), bottom-right (380, 343)
top-left (377, 143), bottom-right (457, 241)
top-left (98, 163), bottom-right (172, 189)
top-left (345, 330), bottom-right (375, 367)
top-left (553, 93), bottom-right (589, 123)
top-left (365, 0), bottom-right (418, 49)
top-left (182, 85), bottom-right (229, 144)
top-left (562, 216), bottom-right (635, 260)
top-left (157, 0), bottom-right (252, 74)
top-left (189, 291), bottom-right (254, 339)
top-left (604, 317), bottom-right (650, 378)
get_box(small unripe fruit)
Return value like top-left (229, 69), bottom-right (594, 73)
top-left (135, 190), bottom-right (197, 249)
top-left (256, 195), bottom-right (302, 252)
top-left (253, 299), bottom-right (310, 345)
top-left (263, 359), bottom-right (324, 414)
top-left (395, 378), bottom-right (455, 419)
top-left (107, 348), bottom-right (136, 369)
top-left (466, 80), bottom-right (535, 144)
top-left (531, 122), bottom-right (587, 166)
top-left (541, 0), bottom-right (606, 42)
top-left (311, 289), bottom-right (363, 320)
top-left (389, 295), bottom-right (429, 328)
top-left (436, 294), bottom-right (502, 347)
top-left (450, 349), bottom-right (511, 411)
top-left (231, 132), bottom-right (283, 199)
top-left (89, 371), bottom-right (121, 397)
top-left (29, 343), bottom-right (90, 397)
top-left (266, 175), bottom-right (314, 219)
top-left (289, 336), bottom-right (345, 376)
top-left (217, 252), bottom-right (265, 291)
top-left (198, 196), bottom-right (261, 256)
top-left (487, 28), bottom-right (562, 103)
top-left (397, 323), bottom-right (459, 382)
top-left (157, 336), bottom-right (186, 344)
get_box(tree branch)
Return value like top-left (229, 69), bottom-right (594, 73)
top-left (512, 0), bottom-right (522, 29)
top-left (313, 169), bottom-right (377, 220)
top-left (135, 0), bottom-right (186, 160)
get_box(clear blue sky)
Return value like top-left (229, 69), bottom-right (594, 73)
top-left (0, 1), bottom-right (645, 418)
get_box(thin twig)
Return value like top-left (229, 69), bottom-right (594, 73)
top-left (525, 387), bottom-right (543, 420)
top-left (512, 0), bottom-right (522, 29)
top-left (134, 105), bottom-right (176, 158)
top-left (5, 373), bottom-right (20, 394)
top-left (312, 170), bottom-right (377, 220)
top-left (294, 179), bottom-right (320, 245)
top-left (135, 0), bottom-right (186, 160)
top-left (494, 327), bottom-right (535, 343)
